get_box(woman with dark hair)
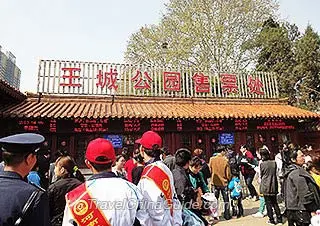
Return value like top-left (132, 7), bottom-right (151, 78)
top-left (259, 148), bottom-right (282, 225)
top-left (112, 155), bottom-right (127, 179)
top-left (188, 156), bottom-right (209, 225)
top-left (193, 148), bottom-right (211, 185)
top-left (189, 156), bottom-right (209, 194)
top-left (239, 144), bottom-right (259, 200)
top-left (124, 148), bottom-right (139, 183)
top-left (48, 156), bottom-right (84, 226)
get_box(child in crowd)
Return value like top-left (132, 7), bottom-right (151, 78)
top-left (27, 164), bottom-right (41, 186)
top-left (228, 170), bottom-right (244, 218)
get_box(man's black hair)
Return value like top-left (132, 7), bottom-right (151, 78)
top-left (2, 151), bottom-right (34, 166)
top-left (216, 145), bottom-right (226, 153)
top-left (143, 144), bottom-right (161, 160)
top-left (260, 148), bottom-right (270, 161)
top-left (161, 147), bottom-right (171, 156)
top-left (90, 161), bottom-right (113, 172)
top-left (289, 149), bottom-right (299, 163)
top-left (175, 148), bottom-right (192, 167)
top-left (121, 147), bottom-right (131, 161)
top-left (240, 144), bottom-right (247, 149)
top-left (89, 156), bottom-right (113, 172)
top-left (134, 153), bottom-right (144, 164)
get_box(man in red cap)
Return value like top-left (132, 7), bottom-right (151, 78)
top-left (136, 131), bottom-right (182, 226)
top-left (62, 138), bottom-right (149, 226)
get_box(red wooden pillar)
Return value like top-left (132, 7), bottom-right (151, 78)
top-left (205, 133), bottom-right (210, 160)
top-left (51, 134), bottom-right (57, 154)
top-left (235, 132), bottom-right (246, 152)
top-left (290, 131), bottom-right (298, 145)
top-left (171, 133), bottom-right (177, 153)
top-left (70, 135), bottom-right (75, 158)
top-left (191, 134), bottom-right (197, 153)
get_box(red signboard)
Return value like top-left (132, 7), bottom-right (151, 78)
top-left (176, 119), bottom-right (183, 131)
top-left (256, 119), bottom-right (295, 130)
top-left (131, 70), bottom-right (152, 90)
top-left (18, 120), bottom-right (45, 132)
top-left (163, 72), bottom-right (181, 91)
top-left (124, 118), bottom-right (141, 132)
top-left (74, 118), bottom-right (108, 133)
top-left (60, 68), bottom-right (82, 87)
top-left (220, 73), bottom-right (238, 94)
top-left (13, 118), bottom-right (297, 134)
top-left (96, 68), bottom-right (118, 90)
top-left (49, 119), bottom-right (57, 133)
top-left (248, 75), bottom-right (264, 95)
top-left (196, 119), bottom-right (224, 131)
top-left (150, 119), bottom-right (165, 132)
top-left (235, 119), bottom-right (248, 131)
top-left (192, 73), bottom-right (210, 93)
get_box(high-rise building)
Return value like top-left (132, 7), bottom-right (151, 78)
top-left (0, 45), bottom-right (21, 89)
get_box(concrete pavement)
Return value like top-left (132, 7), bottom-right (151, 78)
top-left (210, 198), bottom-right (287, 226)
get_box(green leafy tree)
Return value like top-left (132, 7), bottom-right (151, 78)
top-left (251, 18), bottom-right (299, 103)
top-left (125, 0), bottom-right (279, 72)
top-left (293, 25), bottom-right (320, 110)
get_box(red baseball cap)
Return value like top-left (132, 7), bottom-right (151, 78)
top-left (85, 138), bottom-right (116, 164)
top-left (135, 131), bottom-right (162, 149)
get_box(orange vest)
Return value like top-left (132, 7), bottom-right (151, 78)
top-left (66, 183), bottom-right (111, 226)
top-left (141, 164), bottom-right (173, 216)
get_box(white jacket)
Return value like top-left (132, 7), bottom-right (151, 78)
top-left (62, 172), bottom-right (149, 226)
top-left (137, 161), bottom-right (183, 226)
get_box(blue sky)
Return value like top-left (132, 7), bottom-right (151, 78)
top-left (0, 0), bottom-right (319, 92)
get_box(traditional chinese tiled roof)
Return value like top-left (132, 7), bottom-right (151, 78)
top-left (1, 94), bottom-right (319, 119)
top-left (0, 79), bottom-right (26, 106)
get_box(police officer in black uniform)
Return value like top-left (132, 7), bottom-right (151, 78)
top-left (0, 133), bottom-right (51, 226)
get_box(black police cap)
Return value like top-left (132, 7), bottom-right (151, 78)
top-left (0, 133), bottom-right (45, 154)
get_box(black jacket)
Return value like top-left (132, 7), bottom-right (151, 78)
top-left (260, 160), bottom-right (278, 195)
top-left (163, 155), bottom-right (176, 171)
top-left (0, 171), bottom-right (50, 226)
top-left (283, 164), bottom-right (320, 212)
top-left (172, 166), bottom-right (196, 204)
top-left (48, 177), bottom-right (83, 223)
top-left (132, 165), bottom-right (144, 185)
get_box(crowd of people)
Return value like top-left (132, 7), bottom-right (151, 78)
top-left (0, 131), bottom-right (319, 226)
